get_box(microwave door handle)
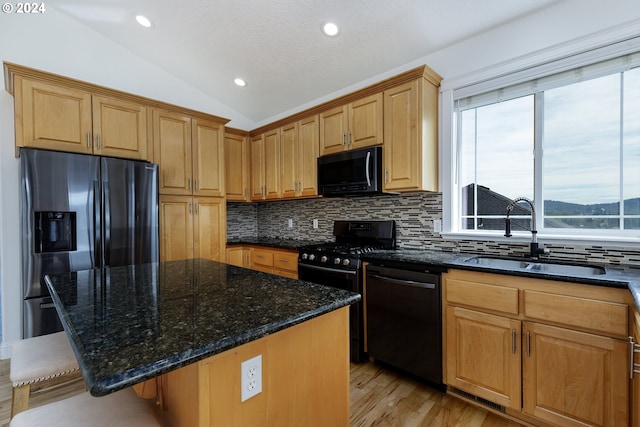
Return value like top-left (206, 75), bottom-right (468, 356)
top-left (365, 151), bottom-right (371, 187)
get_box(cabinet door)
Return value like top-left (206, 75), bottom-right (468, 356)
top-left (159, 195), bottom-right (194, 261)
top-left (445, 306), bottom-right (521, 410)
top-left (349, 93), bottom-right (383, 150)
top-left (633, 310), bottom-right (640, 427)
top-left (250, 134), bottom-right (265, 200)
top-left (154, 110), bottom-right (193, 195)
top-left (16, 76), bottom-right (93, 154)
top-left (298, 115), bottom-right (319, 197)
top-left (92, 95), bottom-right (148, 160)
top-left (192, 119), bottom-right (224, 197)
top-left (383, 81), bottom-right (420, 191)
top-left (263, 128), bottom-right (281, 200)
top-left (224, 132), bottom-right (249, 201)
top-left (320, 105), bottom-right (348, 155)
top-left (193, 197), bottom-right (225, 262)
top-left (280, 122), bottom-right (299, 199)
top-left (226, 247), bottom-right (246, 268)
top-left (522, 322), bottom-right (628, 427)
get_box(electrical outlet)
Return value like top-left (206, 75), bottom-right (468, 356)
top-left (287, 218), bottom-right (293, 228)
top-left (313, 219), bottom-right (318, 229)
top-left (241, 355), bottom-right (262, 402)
top-left (433, 219), bottom-right (442, 233)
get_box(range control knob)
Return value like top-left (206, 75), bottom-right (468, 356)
top-left (309, 254), bottom-right (316, 261)
top-left (334, 257), bottom-right (341, 265)
top-left (301, 253), bottom-right (308, 260)
top-left (320, 256), bottom-right (328, 263)
top-left (342, 259), bottom-right (350, 266)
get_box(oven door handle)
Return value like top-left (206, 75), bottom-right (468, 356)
top-left (298, 263), bottom-right (357, 276)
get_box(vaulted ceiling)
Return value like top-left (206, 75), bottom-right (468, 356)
top-left (46, 0), bottom-right (564, 124)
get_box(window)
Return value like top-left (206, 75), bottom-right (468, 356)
top-left (453, 47), bottom-right (640, 240)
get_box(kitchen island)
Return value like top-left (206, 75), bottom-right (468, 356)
top-left (44, 258), bottom-right (359, 426)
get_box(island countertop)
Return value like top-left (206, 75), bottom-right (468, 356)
top-left (44, 258), bottom-right (360, 397)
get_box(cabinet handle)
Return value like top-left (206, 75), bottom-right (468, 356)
top-left (278, 258), bottom-right (289, 263)
top-left (195, 202), bottom-right (198, 214)
top-left (511, 329), bottom-right (517, 354)
top-left (526, 331), bottom-right (531, 357)
top-left (188, 179), bottom-right (192, 191)
top-left (96, 133), bottom-right (101, 150)
top-left (256, 254), bottom-right (265, 259)
top-left (629, 336), bottom-right (640, 378)
top-left (195, 179), bottom-right (199, 192)
top-left (348, 131), bottom-right (352, 146)
top-left (298, 181), bottom-right (302, 193)
top-left (342, 133), bottom-right (346, 146)
top-left (87, 131), bottom-right (91, 148)
top-left (189, 202), bottom-right (192, 214)
top-left (385, 168), bottom-right (389, 183)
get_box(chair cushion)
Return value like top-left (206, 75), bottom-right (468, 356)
top-left (10, 332), bottom-right (80, 386)
top-left (10, 388), bottom-right (159, 427)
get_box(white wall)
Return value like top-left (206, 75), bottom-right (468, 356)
top-left (1, 0), bottom-right (639, 356)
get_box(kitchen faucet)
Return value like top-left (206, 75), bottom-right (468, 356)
top-left (504, 196), bottom-right (549, 259)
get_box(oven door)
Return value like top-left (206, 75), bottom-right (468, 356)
top-left (298, 263), bottom-right (358, 292)
top-left (298, 263), bottom-right (364, 362)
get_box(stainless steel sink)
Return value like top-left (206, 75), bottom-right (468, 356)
top-left (464, 256), bottom-right (606, 276)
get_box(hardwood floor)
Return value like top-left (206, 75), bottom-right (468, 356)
top-left (0, 358), bottom-right (524, 427)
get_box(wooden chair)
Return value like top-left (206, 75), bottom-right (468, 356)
top-left (10, 331), bottom-right (83, 417)
top-left (9, 387), bottom-right (159, 427)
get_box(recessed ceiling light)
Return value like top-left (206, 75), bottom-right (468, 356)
top-left (136, 15), bottom-right (152, 28)
top-left (323, 22), bottom-right (339, 37)
top-left (234, 78), bottom-right (246, 87)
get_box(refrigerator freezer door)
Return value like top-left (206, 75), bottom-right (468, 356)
top-left (21, 149), bottom-right (99, 300)
top-left (101, 157), bottom-right (158, 268)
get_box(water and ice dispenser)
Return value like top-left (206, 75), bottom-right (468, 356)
top-left (34, 211), bottom-right (77, 253)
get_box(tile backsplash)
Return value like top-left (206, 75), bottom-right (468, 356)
top-left (227, 192), bottom-right (640, 267)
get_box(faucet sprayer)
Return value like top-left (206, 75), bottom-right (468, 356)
top-left (504, 197), bottom-right (548, 258)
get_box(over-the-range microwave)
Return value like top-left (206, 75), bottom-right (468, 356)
top-left (317, 146), bottom-right (383, 197)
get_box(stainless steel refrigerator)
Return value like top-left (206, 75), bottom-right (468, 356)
top-left (20, 148), bottom-right (159, 338)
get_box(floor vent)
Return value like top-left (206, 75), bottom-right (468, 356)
top-left (450, 388), bottom-right (505, 413)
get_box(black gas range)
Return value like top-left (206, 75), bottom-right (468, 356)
top-left (297, 220), bottom-right (395, 362)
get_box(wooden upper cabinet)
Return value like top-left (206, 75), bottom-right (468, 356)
top-left (250, 134), bottom-right (266, 201)
top-left (280, 122), bottom-right (299, 199)
top-left (320, 93), bottom-right (383, 156)
top-left (153, 111), bottom-right (224, 197)
top-left (92, 95), bottom-right (148, 160)
top-left (383, 78), bottom-right (438, 192)
top-left (15, 76), bottom-right (93, 154)
top-left (297, 115), bottom-right (320, 197)
top-left (263, 128), bottom-right (281, 200)
top-left (224, 131), bottom-right (250, 202)
top-left (192, 119), bottom-right (224, 197)
top-left (14, 76), bottom-right (148, 160)
top-left (154, 110), bottom-right (193, 195)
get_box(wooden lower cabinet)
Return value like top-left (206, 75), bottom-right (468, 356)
top-left (443, 269), bottom-right (632, 427)
top-left (226, 246), bottom-right (250, 268)
top-left (155, 307), bottom-right (350, 427)
top-left (159, 195), bottom-right (225, 262)
top-left (445, 306), bottom-right (521, 411)
top-left (522, 321), bottom-right (628, 427)
top-left (249, 246), bottom-right (298, 279)
top-left (633, 310), bottom-right (640, 427)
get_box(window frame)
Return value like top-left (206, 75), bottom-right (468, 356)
top-left (441, 33), bottom-right (640, 247)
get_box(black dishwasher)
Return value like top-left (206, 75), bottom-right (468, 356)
top-left (366, 264), bottom-right (443, 389)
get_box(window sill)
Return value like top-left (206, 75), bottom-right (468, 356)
top-left (441, 230), bottom-right (640, 249)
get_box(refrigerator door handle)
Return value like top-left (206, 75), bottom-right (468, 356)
top-left (103, 180), bottom-right (111, 267)
top-left (94, 180), bottom-right (102, 268)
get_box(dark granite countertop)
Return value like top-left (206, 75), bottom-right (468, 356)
top-left (226, 238), bottom-right (327, 251)
top-left (44, 258), bottom-right (360, 397)
top-left (362, 249), bottom-right (640, 307)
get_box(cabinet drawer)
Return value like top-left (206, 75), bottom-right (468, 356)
top-left (273, 250), bottom-right (298, 273)
top-left (524, 290), bottom-right (628, 337)
top-left (251, 249), bottom-right (274, 267)
top-left (445, 278), bottom-right (519, 315)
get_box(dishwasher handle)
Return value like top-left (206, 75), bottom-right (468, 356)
top-left (368, 273), bottom-right (436, 290)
